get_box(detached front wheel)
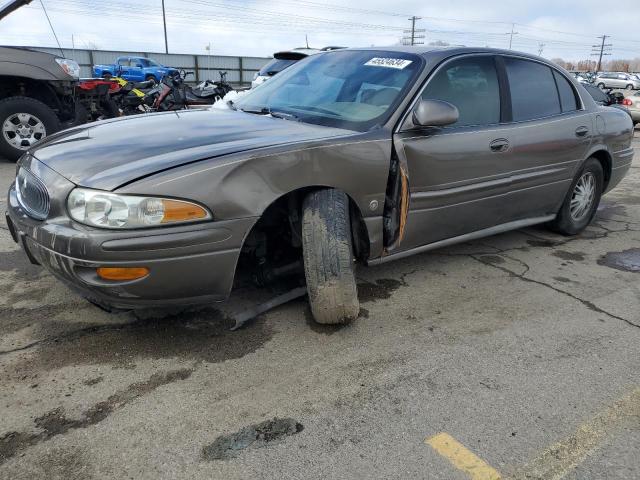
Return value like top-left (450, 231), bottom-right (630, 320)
top-left (302, 189), bottom-right (359, 324)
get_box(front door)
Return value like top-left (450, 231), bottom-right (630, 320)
top-left (393, 54), bottom-right (513, 252)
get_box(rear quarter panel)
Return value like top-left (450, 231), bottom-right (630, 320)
top-left (592, 106), bottom-right (635, 192)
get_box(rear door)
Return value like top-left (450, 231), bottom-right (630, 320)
top-left (498, 56), bottom-right (592, 222)
top-left (394, 54), bottom-right (514, 251)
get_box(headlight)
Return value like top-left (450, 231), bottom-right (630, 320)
top-left (56, 58), bottom-right (80, 78)
top-left (67, 188), bottom-right (212, 229)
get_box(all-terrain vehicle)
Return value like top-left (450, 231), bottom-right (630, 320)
top-left (0, 0), bottom-right (81, 160)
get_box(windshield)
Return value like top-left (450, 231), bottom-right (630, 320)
top-left (238, 50), bottom-right (423, 131)
top-left (259, 58), bottom-right (298, 76)
top-left (144, 59), bottom-right (160, 67)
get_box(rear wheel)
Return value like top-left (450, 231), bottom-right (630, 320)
top-left (549, 158), bottom-right (603, 235)
top-left (145, 74), bottom-right (157, 83)
top-left (0, 96), bottom-right (61, 161)
top-left (597, 82), bottom-right (606, 89)
top-left (302, 189), bottom-right (359, 324)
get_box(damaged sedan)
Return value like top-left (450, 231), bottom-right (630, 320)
top-left (6, 47), bottom-right (635, 325)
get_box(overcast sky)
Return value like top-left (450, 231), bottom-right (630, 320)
top-left (1, 0), bottom-right (638, 60)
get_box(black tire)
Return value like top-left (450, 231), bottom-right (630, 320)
top-left (145, 74), bottom-right (157, 83)
top-left (597, 83), bottom-right (606, 89)
top-left (0, 96), bottom-right (61, 161)
top-left (549, 158), bottom-right (604, 235)
top-left (302, 189), bottom-right (359, 324)
top-left (101, 73), bottom-right (112, 80)
top-left (625, 84), bottom-right (633, 90)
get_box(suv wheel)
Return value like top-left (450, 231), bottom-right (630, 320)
top-left (302, 189), bottom-right (359, 324)
top-left (626, 84), bottom-right (634, 90)
top-left (597, 82), bottom-right (606, 89)
top-left (549, 158), bottom-right (604, 235)
top-left (0, 96), bottom-right (61, 161)
top-left (145, 74), bottom-right (157, 83)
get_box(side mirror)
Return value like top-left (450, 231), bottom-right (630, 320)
top-left (413, 99), bottom-right (459, 127)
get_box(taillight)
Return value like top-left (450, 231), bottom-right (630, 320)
top-left (622, 98), bottom-right (633, 106)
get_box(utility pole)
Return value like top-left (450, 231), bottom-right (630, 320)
top-left (538, 43), bottom-right (545, 57)
top-left (402, 16), bottom-right (425, 46)
top-left (162, 0), bottom-right (168, 54)
top-left (591, 35), bottom-right (612, 72)
top-left (508, 23), bottom-right (519, 50)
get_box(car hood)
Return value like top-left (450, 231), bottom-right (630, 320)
top-left (30, 108), bottom-right (354, 191)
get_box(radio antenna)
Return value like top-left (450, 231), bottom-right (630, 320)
top-left (39, 0), bottom-right (64, 57)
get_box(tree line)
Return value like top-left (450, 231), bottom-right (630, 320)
top-left (551, 58), bottom-right (640, 72)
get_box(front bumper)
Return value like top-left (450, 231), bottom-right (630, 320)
top-left (7, 183), bottom-right (257, 309)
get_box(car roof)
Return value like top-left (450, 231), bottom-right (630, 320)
top-left (333, 45), bottom-right (552, 63)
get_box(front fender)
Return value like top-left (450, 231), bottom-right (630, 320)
top-left (117, 135), bottom-right (393, 258)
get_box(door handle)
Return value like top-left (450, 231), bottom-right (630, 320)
top-left (490, 138), bottom-right (509, 152)
top-left (575, 126), bottom-right (589, 137)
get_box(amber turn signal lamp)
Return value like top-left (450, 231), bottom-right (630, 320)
top-left (161, 199), bottom-right (209, 223)
top-left (97, 267), bottom-right (150, 281)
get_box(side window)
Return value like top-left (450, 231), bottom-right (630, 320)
top-left (552, 70), bottom-right (578, 112)
top-left (420, 56), bottom-right (500, 127)
top-left (505, 58), bottom-right (561, 121)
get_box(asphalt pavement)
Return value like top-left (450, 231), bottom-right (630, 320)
top-left (0, 130), bottom-right (638, 479)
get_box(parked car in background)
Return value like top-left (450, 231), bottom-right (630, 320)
top-left (595, 72), bottom-right (640, 90)
top-left (7, 47), bottom-right (634, 325)
top-left (625, 91), bottom-right (640, 126)
top-left (252, 48), bottom-right (321, 88)
top-left (251, 46), bottom-right (344, 88)
top-left (0, 1), bottom-right (81, 161)
top-left (93, 56), bottom-right (178, 83)
top-left (572, 72), bottom-right (592, 85)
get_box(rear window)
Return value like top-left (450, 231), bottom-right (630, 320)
top-left (505, 58), bottom-right (561, 121)
top-left (259, 58), bottom-right (298, 76)
top-left (553, 70), bottom-right (579, 112)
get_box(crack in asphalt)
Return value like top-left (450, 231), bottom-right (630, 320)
top-left (0, 368), bottom-right (193, 464)
top-left (470, 254), bottom-right (640, 330)
top-left (0, 321), bottom-right (136, 357)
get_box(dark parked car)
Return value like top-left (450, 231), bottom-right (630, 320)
top-left (6, 47), bottom-right (634, 325)
top-left (0, 0), bottom-right (81, 160)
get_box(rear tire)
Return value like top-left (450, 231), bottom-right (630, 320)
top-left (597, 83), bottom-right (606, 89)
top-left (549, 158), bottom-right (603, 236)
top-left (0, 96), bottom-right (61, 161)
top-left (625, 84), bottom-right (634, 90)
top-left (302, 189), bottom-right (359, 325)
top-left (145, 74), bottom-right (157, 83)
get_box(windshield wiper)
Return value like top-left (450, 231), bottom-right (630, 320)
top-left (240, 107), bottom-right (299, 121)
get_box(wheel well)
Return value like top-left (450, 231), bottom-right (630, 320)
top-left (590, 150), bottom-right (612, 189)
top-left (234, 187), bottom-right (369, 288)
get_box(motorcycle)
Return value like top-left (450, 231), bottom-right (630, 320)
top-left (109, 77), bottom-right (159, 115)
top-left (153, 70), bottom-right (235, 111)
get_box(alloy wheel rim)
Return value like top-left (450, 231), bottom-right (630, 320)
top-left (570, 172), bottom-right (596, 221)
top-left (2, 113), bottom-right (46, 150)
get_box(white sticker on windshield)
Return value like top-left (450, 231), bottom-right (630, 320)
top-left (364, 57), bottom-right (413, 69)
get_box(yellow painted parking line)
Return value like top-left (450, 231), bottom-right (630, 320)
top-left (426, 432), bottom-right (502, 480)
top-left (513, 387), bottom-right (640, 480)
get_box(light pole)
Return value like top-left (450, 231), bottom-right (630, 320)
top-left (162, 0), bottom-right (168, 54)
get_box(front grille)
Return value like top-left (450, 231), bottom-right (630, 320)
top-left (15, 167), bottom-right (50, 220)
